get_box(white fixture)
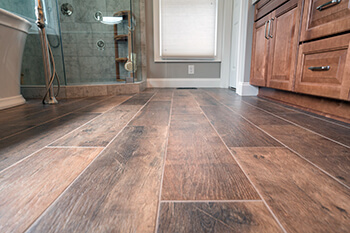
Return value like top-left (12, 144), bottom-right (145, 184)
top-left (0, 8), bottom-right (31, 110)
top-left (188, 65), bottom-right (195, 74)
top-left (100, 16), bottom-right (123, 25)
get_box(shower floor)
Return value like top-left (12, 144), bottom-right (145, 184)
top-left (0, 88), bottom-right (349, 232)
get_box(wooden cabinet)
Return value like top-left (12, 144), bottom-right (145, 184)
top-left (295, 34), bottom-right (350, 100)
top-left (300, 0), bottom-right (350, 41)
top-left (250, 0), bottom-right (301, 91)
top-left (255, 0), bottom-right (289, 21)
top-left (250, 14), bottom-right (271, 86)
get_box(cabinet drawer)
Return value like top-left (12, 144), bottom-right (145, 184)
top-left (295, 34), bottom-right (350, 100)
top-left (255, 0), bottom-right (289, 21)
top-left (300, 0), bottom-right (350, 41)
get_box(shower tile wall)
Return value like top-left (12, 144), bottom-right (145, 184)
top-left (58, 0), bottom-right (131, 84)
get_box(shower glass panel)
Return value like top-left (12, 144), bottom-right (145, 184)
top-left (0, 0), bottom-right (66, 86)
top-left (58, 0), bottom-right (141, 84)
top-left (1, 0), bottom-right (143, 87)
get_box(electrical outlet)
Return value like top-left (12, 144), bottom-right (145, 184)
top-left (188, 65), bottom-right (195, 74)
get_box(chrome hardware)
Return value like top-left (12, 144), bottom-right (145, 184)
top-left (308, 66), bottom-right (330, 71)
top-left (61, 3), bottom-right (73, 16)
top-left (264, 21), bottom-right (269, 39)
top-left (94, 11), bottom-right (103, 21)
top-left (96, 40), bottom-right (105, 50)
top-left (316, 0), bottom-right (341, 11)
top-left (268, 18), bottom-right (274, 38)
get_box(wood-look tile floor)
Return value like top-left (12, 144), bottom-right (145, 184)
top-left (0, 88), bottom-right (349, 233)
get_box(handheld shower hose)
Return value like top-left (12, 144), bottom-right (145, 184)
top-left (35, 0), bottom-right (59, 104)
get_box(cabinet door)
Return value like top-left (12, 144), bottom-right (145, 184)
top-left (300, 0), bottom-right (350, 41)
top-left (267, 0), bottom-right (301, 91)
top-left (295, 34), bottom-right (350, 100)
top-left (250, 14), bottom-right (271, 87)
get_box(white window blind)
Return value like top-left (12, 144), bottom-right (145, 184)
top-left (159, 0), bottom-right (218, 59)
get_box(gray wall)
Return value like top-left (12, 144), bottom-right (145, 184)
top-left (145, 0), bottom-right (221, 79)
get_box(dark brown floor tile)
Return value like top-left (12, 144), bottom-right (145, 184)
top-left (0, 97), bottom-right (108, 139)
top-left (129, 101), bottom-right (171, 126)
top-left (259, 124), bottom-right (350, 186)
top-left (0, 112), bottom-right (99, 172)
top-left (52, 105), bottom-right (142, 147)
top-left (191, 90), bottom-right (221, 106)
top-left (278, 112), bottom-right (350, 146)
top-left (157, 202), bottom-right (282, 233)
top-left (231, 147), bottom-right (350, 233)
top-left (27, 126), bottom-right (168, 233)
top-left (201, 105), bottom-right (281, 147)
top-left (162, 114), bottom-right (259, 200)
top-left (75, 95), bottom-right (131, 113)
top-left (0, 147), bottom-right (102, 233)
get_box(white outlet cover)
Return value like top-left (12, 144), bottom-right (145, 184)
top-left (188, 65), bottom-right (195, 74)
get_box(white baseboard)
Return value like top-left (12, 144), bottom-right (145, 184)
top-left (147, 78), bottom-right (221, 88)
top-left (0, 95), bottom-right (26, 110)
top-left (236, 82), bottom-right (258, 96)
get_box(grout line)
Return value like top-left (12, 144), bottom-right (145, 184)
top-left (193, 90), bottom-right (288, 233)
top-left (0, 95), bottom-right (131, 175)
top-left (237, 113), bottom-right (350, 190)
top-left (0, 96), bottom-right (115, 142)
top-left (0, 98), bottom-right (85, 122)
top-left (205, 90), bottom-right (350, 190)
top-left (46, 146), bottom-right (105, 149)
top-left (24, 91), bottom-right (159, 233)
top-left (250, 96), bottom-right (350, 129)
top-left (160, 200), bottom-right (263, 203)
top-left (154, 90), bottom-right (174, 233)
top-left (241, 100), bottom-right (350, 149)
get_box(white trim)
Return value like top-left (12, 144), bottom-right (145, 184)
top-left (219, 0), bottom-right (234, 88)
top-left (0, 95), bottom-right (26, 110)
top-left (147, 78), bottom-right (221, 88)
top-left (236, 82), bottom-right (258, 96)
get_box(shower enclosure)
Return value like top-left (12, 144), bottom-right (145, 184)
top-left (0, 0), bottom-right (145, 97)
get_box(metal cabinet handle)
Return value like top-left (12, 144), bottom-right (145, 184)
top-left (316, 0), bottom-right (341, 11)
top-left (308, 66), bottom-right (330, 71)
top-left (264, 21), bottom-right (269, 39)
top-left (268, 18), bottom-right (274, 38)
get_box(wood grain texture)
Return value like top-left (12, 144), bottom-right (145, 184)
top-left (27, 126), bottom-right (168, 233)
top-left (151, 89), bottom-right (175, 101)
top-left (0, 112), bottom-right (99, 172)
top-left (129, 101), bottom-right (171, 126)
top-left (51, 105), bottom-right (142, 147)
top-left (231, 147), bottom-right (350, 233)
top-left (172, 93), bottom-right (202, 115)
top-left (162, 114), bottom-right (260, 200)
top-left (200, 105), bottom-right (281, 147)
top-left (259, 124), bottom-right (350, 186)
top-left (0, 147), bottom-right (102, 233)
top-left (75, 95), bottom-right (131, 113)
top-left (0, 96), bottom-right (108, 140)
top-left (0, 98), bottom-right (82, 122)
top-left (190, 90), bottom-right (221, 106)
top-left (279, 112), bottom-right (350, 146)
top-left (158, 202), bottom-right (282, 233)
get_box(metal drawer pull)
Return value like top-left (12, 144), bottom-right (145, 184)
top-left (264, 21), bottom-right (269, 39)
top-left (268, 18), bottom-right (274, 38)
top-left (316, 0), bottom-right (341, 11)
top-left (308, 66), bottom-right (330, 71)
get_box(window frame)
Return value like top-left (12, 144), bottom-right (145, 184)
top-left (153, 0), bottom-right (223, 62)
